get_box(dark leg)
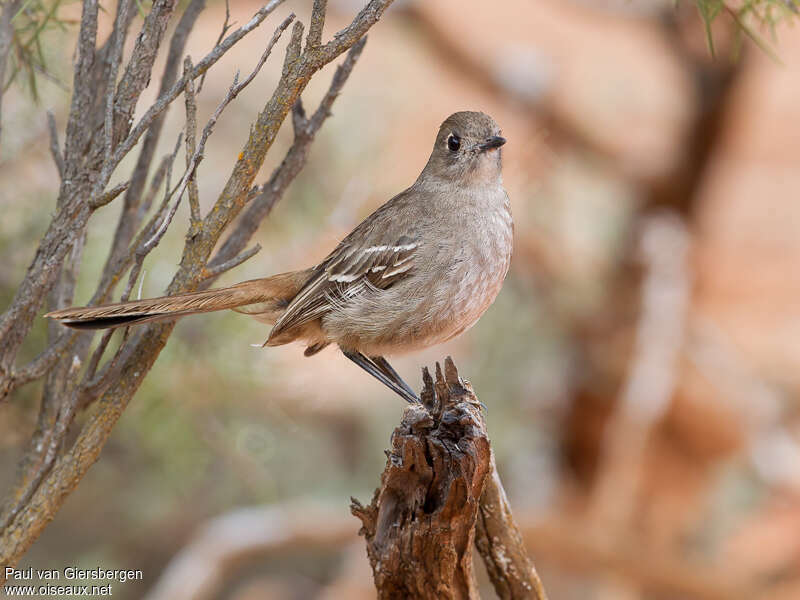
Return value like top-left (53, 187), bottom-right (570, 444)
top-left (342, 350), bottom-right (420, 404)
top-left (370, 356), bottom-right (419, 401)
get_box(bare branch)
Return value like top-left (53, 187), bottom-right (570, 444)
top-left (236, 14), bottom-right (296, 93)
top-left (100, 0), bottom-right (207, 293)
top-left (83, 330), bottom-right (116, 387)
top-left (102, 0), bottom-right (133, 170)
top-left (183, 57), bottom-right (201, 227)
top-left (0, 332), bottom-right (78, 403)
top-left (46, 110), bottom-right (65, 179)
top-left (108, 0), bottom-right (286, 181)
top-left (201, 244), bottom-right (261, 281)
top-left (146, 14), bottom-right (295, 251)
top-left (142, 130), bottom-right (184, 253)
top-left (93, 0), bottom-right (179, 200)
top-left (61, 0), bottom-right (99, 178)
top-left (79, 329), bottom-right (137, 403)
top-left (100, 135), bottom-right (183, 302)
top-left (197, 0), bottom-right (230, 94)
top-left (206, 37), bottom-right (367, 279)
top-left (89, 180), bottom-right (131, 210)
top-left (316, 0), bottom-right (391, 65)
top-left (307, 0), bottom-right (328, 49)
top-left (309, 36), bottom-right (367, 128)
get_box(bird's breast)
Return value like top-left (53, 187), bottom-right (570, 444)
top-left (439, 193), bottom-right (513, 335)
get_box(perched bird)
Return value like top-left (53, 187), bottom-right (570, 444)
top-left (46, 111), bottom-right (513, 403)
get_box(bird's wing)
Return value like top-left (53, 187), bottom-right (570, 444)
top-left (268, 234), bottom-right (419, 341)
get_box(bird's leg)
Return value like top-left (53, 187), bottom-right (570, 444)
top-left (370, 355), bottom-right (420, 402)
top-left (342, 350), bottom-right (420, 404)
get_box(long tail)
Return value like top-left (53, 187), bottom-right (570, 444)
top-left (45, 271), bottom-right (309, 330)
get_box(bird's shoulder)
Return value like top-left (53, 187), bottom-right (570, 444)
top-left (267, 189), bottom-right (426, 340)
top-left (317, 185), bottom-right (431, 277)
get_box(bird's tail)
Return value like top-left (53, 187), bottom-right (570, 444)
top-left (45, 270), bottom-right (310, 330)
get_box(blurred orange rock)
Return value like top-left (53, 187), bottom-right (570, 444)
top-left (694, 26), bottom-right (800, 389)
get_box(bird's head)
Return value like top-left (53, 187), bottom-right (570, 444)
top-left (421, 111), bottom-right (505, 187)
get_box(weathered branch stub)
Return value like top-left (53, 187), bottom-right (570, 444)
top-left (352, 357), bottom-right (548, 599)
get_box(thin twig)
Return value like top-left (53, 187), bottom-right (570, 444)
top-left (99, 0), bottom-right (207, 296)
top-left (90, 139), bottom-right (182, 309)
top-left (46, 110), bottom-right (64, 179)
top-left (142, 126), bottom-right (184, 252)
top-left (307, 0), bottom-right (328, 49)
top-left (80, 331), bottom-right (135, 401)
top-left (206, 37), bottom-right (367, 279)
top-left (202, 244), bottom-right (261, 281)
top-left (106, 0), bottom-right (286, 186)
top-left (0, 331), bottom-right (78, 402)
top-left (145, 14), bottom-right (295, 252)
top-left (139, 138), bottom-right (183, 223)
top-left (183, 56), bottom-right (201, 227)
top-left (59, 0), bottom-right (98, 178)
top-left (92, 0), bottom-right (177, 201)
top-left (197, 0), bottom-right (230, 94)
top-left (83, 329), bottom-right (115, 384)
top-left (234, 14), bottom-right (295, 93)
top-left (130, 135), bottom-right (184, 263)
top-left (315, 0), bottom-right (391, 64)
top-left (79, 135), bottom-right (182, 388)
top-left (101, 0), bottom-right (132, 173)
top-left (89, 180), bottom-right (131, 210)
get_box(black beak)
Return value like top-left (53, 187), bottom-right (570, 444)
top-left (479, 136), bottom-right (506, 151)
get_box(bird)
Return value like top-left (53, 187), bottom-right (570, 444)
top-left (46, 111), bottom-right (513, 404)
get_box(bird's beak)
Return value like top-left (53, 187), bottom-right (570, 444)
top-left (479, 136), bottom-right (506, 152)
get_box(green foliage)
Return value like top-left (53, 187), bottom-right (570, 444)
top-left (3, 0), bottom-right (69, 101)
top-left (692, 0), bottom-right (798, 59)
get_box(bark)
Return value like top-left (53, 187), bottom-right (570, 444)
top-left (352, 358), bottom-right (547, 599)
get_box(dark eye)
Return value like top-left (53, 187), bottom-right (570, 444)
top-left (447, 134), bottom-right (461, 152)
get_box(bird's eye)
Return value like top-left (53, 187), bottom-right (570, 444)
top-left (447, 134), bottom-right (461, 152)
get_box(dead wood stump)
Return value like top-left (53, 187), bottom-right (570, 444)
top-left (351, 357), bottom-right (548, 599)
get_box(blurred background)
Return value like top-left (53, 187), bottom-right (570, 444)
top-left (2, 0), bottom-right (800, 598)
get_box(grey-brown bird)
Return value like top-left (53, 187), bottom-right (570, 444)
top-left (46, 111), bottom-right (512, 403)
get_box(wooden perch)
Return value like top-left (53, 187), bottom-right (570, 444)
top-left (352, 357), bottom-right (548, 599)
